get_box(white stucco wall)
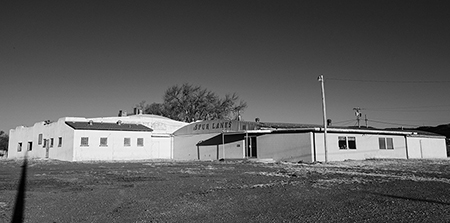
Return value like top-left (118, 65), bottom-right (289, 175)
top-left (8, 118), bottom-right (75, 160)
top-left (257, 133), bottom-right (314, 162)
top-left (173, 133), bottom-right (217, 160)
top-left (407, 136), bottom-right (447, 159)
top-left (314, 133), bottom-right (408, 162)
top-left (72, 130), bottom-right (154, 161)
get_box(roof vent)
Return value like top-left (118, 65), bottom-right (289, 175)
top-left (88, 120), bottom-right (94, 125)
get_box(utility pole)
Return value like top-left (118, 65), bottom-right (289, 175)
top-left (318, 75), bottom-right (328, 163)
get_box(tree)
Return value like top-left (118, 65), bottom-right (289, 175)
top-left (0, 131), bottom-right (9, 152)
top-left (138, 84), bottom-right (247, 122)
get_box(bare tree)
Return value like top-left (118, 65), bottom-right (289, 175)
top-left (139, 84), bottom-right (247, 122)
top-left (0, 131), bottom-right (9, 152)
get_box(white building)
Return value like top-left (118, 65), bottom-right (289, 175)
top-left (8, 115), bottom-right (447, 162)
top-left (8, 114), bottom-right (188, 161)
top-left (172, 120), bottom-right (448, 162)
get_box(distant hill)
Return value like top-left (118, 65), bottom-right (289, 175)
top-left (387, 123), bottom-right (450, 138)
top-left (416, 124), bottom-right (450, 138)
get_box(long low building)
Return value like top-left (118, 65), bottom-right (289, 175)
top-left (172, 120), bottom-right (448, 162)
top-left (7, 114), bottom-right (188, 161)
top-left (8, 115), bottom-right (448, 162)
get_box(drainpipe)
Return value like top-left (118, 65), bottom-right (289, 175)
top-left (404, 135), bottom-right (409, 159)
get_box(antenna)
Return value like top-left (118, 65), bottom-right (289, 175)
top-left (353, 107), bottom-right (362, 128)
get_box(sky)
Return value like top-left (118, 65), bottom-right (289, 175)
top-left (1, 0), bottom-right (450, 132)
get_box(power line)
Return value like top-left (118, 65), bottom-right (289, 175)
top-left (326, 77), bottom-right (450, 84)
top-left (367, 119), bottom-right (420, 127)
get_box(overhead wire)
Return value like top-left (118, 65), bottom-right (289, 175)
top-left (323, 76), bottom-right (449, 127)
top-left (326, 77), bottom-right (450, 84)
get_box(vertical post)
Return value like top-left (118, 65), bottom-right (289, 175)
top-left (318, 75), bottom-right (328, 163)
top-left (222, 132), bottom-right (225, 159)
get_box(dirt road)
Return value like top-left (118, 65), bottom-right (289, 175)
top-left (1, 159), bottom-right (449, 222)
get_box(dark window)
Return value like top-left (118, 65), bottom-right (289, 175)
top-left (348, 137), bottom-right (356, 149)
top-left (18, 142), bottom-right (22, 152)
top-left (339, 136), bottom-right (357, 150)
top-left (27, 142), bottom-right (33, 151)
top-left (50, 138), bottom-right (54, 148)
top-left (100, 137), bottom-right (108, 147)
top-left (43, 139), bottom-right (48, 148)
top-left (58, 137), bottom-right (62, 147)
top-left (137, 138), bottom-right (144, 147)
top-left (124, 138), bottom-right (131, 146)
top-left (81, 137), bottom-right (89, 146)
top-left (338, 136), bottom-right (347, 149)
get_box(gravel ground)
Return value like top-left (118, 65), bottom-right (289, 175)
top-left (0, 158), bottom-right (449, 223)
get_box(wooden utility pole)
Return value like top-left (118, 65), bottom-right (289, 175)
top-left (318, 75), bottom-right (328, 163)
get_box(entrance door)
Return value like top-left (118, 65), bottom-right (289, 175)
top-left (246, 136), bottom-right (257, 158)
top-left (45, 139), bottom-right (50, 158)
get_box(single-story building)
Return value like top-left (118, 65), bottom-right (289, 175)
top-left (7, 114), bottom-right (187, 161)
top-left (8, 114), bottom-right (447, 162)
top-left (172, 120), bottom-right (448, 162)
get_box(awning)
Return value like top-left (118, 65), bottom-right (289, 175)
top-left (196, 132), bottom-right (264, 146)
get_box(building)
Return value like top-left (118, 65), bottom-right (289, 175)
top-left (172, 120), bottom-right (448, 162)
top-left (8, 114), bottom-right (187, 161)
top-left (8, 115), bottom-right (447, 162)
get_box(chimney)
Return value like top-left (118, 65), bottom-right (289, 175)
top-left (118, 110), bottom-right (128, 117)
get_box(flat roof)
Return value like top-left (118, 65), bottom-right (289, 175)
top-left (65, 121), bottom-right (153, 132)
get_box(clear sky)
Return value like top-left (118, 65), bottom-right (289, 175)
top-left (1, 0), bottom-right (449, 132)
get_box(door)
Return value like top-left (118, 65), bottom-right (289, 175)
top-left (246, 136), bottom-right (257, 158)
top-left (45, 139), bottom-right (50, 158)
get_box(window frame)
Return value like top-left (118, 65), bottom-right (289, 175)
top-left (137, 138), bottom-right (144, 147)
top-left (58, 137), bottom-right (62, 147)
top-left (17, 142), bottom-right (22, 152)
top-left (379, 137), bottom-right (394, 150)
top-left (27, 141), bottom-right (33, 151)
top-left (124, 137), bottom-right (131, 147)
top-left (80, 137), bottom-right (89, 147)
top-left (338, 136), bottom-right (357, 150)
top-left (100, 137), bottom-right (108, 147)
top-left (38, 134), bottom-right (43, 145)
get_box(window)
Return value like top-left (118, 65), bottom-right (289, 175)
top-left (338, 136), bottom-right (347, 149)
top-left (58, 137), bottom-right (62, 147)
top-left (27, 142), bottom-right (33, 151)
top-left (100, 137), bottom-right (108, 147)
top-left (50, 138), bottom-right (54, 148)
top-left (38, 134), bottom-right (43, 145)
top-left (81, 137), bottom-right (89, 146)
top-left (124, 138), bottom-right (131, 146)
top-left (43, 139), bottom-right (48, 148)
top-left (18, 142), bottom-right (22, 152)
top-left (137, 138), bottom-right (144, 147)
top-left (379, 137), bottom-right (394, 150)
top-left (348, 137), bottom-right (356, 149)
top-left (338, 136), bottom-right (356, 149)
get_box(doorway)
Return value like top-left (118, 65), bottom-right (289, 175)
top-left (246, 136), bottom-right (257, 158)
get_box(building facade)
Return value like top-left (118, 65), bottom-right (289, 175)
top-left (8, 115), bottom-right (187, 161)
top-left (8, 116), bottom-right (447, 162)
top-left (172, 120), bottom-right (448, 162)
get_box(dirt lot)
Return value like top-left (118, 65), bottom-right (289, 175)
top-left (0, 158), bottom-right (449, 223)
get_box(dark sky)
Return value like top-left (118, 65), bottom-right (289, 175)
top-left (1, 0), bottom-right (450, 131)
